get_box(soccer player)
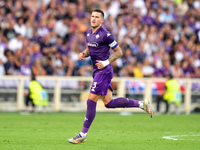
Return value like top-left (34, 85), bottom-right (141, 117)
top-left (68, 9), bottom-right (153, 144)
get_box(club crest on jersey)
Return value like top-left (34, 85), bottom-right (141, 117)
top-left (87, 33), bottom-right (90, 36)
top-left (96, 34), bottom-right (100, 39)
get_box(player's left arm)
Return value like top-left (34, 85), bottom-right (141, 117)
top-left (108, 45), bottom-right (123, 63)
top-left (96, 45), bottom-right (123, 69)
top-left (96, 32), bottom-right (123, 69)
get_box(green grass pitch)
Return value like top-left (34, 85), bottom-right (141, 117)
top-left (0, 112), bottom-right (200, 150)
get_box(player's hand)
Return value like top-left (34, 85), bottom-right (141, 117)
top-left (96, 60), bottom-right (110, 69)
top-left (78, 52), bottom-right (85, 60)
top-left (96, 60), bottom-right (104, 69)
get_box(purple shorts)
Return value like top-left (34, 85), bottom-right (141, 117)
top-left (90, 71), bottom-right (113, 95)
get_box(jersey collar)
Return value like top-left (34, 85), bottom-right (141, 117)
top-left (91, 26), bottom-right (102, 34)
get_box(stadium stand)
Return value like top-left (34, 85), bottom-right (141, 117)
top-left (0, 0), bottom-right (199, 113)
top-left (0, 0), bottom-right (199, 78)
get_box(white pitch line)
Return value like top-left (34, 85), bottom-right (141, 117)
top-left (163, 136), bottom-right (178, 140)
top-left (163, 134), bottom-right (200, 140)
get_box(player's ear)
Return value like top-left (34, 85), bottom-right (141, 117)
top-left (101, 19), bottom-right (104, 23)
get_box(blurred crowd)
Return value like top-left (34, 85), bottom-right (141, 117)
top-left (0, 0), bottom-right (200, 79)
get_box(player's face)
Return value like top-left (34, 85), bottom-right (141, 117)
top-left (91, 12), bottom-right (104, 28)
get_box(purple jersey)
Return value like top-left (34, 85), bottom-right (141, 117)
top-left (86, 26), bottom-right (118, 76)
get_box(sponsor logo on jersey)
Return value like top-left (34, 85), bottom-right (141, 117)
top-left (87, 42), bottom-right (99, 47)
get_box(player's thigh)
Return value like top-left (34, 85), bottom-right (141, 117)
top-left (101, 89), bottom-right (113, 105)
top-left (88, 92), bottom-right (101, 102)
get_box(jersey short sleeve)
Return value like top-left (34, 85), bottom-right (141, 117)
top-left (104, 32), bottom-right (118, 49)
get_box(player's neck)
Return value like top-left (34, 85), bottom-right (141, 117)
top-left (92, 25), bottom-right (101, 34)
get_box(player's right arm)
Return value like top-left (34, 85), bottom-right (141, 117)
top-left (78, 45), bottom-right (89, 60)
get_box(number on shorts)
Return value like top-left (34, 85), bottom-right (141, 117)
top-left (91, 82), bottom-right (97, 91)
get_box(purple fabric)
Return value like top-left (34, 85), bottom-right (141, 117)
top-left (189, 23), bottom-right (196, 32)
top-left (81, 99), bottom-right (97, 133)
top-left (142, 16), bottom-right (154, 25)
top-left (90, 71), bottom-right (113, 95)
top-left (158, 68), bottom-right (171, 77)
top-left (58, 45), bottom-right (70, 55)
top-left (105, 97), bottom-right (139, 108)
top-left (152, 65), bottom-right (160, 77)
top-left (20, 64), bottom-right (31, 76)
top-left (152, 20), bottom-right (164, 29)
top-left (131, 44), bottom-right (139, 55)
top-left (187, 65), bottom-right (195, 74)
top-left (165, 46), bottom-right (172, 53)
top-left (86, 26), bottom-right (118, 76)
top-left (151, 1), bottom-right (159, 10)
top-left (76, 12), bottom-right (86, 18)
